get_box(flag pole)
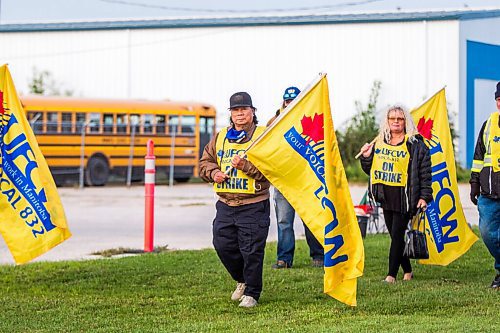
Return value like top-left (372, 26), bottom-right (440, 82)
top-left (223, 72), bottom-right (327, 176)
top-left (354, 86), bottom-right (447, 159)
top-left (354, 137), bottom-right (378, 159)
top-left (409, 86), bottom-right (447, 113)
top-left (245, 72), bottom-right (327, 153)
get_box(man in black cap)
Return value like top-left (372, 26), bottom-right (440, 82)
top-left (470, 81), bottom-right (500, 289)
top-left (199, 92), bottom-right (270, 307)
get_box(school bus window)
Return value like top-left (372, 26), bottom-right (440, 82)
top-left (200, 117), bottom-right (206, 132)
top-left (168, 115), bottom-right (179, 134)
top-left (206, 117), bottom-right (215, 136)
top-left (28, 111), bottom-right (43, 134)
top-left (46, 112), bottom-right (59, 133)
top-left (143, 114), bottom-right (154, 134)
top-left (89, 113), bottom-right (101, 133)
top-left (117, 114), bottom-right (127, 134)
top-left (103, 113), bottom-right (114, 134)
top-left (61, 112), bottom-right (73, 133)
top-left (130, 114), bottom-right (140, 134)
top-left (76, 112), bottom-right (86, 133)
top-left (200, 117), bottom-right (215, 136)
top-left (180, 115), bottom-right (195, 134)
top-left (156, 115), bottom-right (166, 134)
top-left (19, 96), bottom-right (217, 186)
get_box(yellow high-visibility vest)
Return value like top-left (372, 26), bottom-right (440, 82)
top-left (471, 112), bottom-right (500, 173)
top-left (370, 137), bottom-right (410, 186)
top-left (213, 126), bottom-right (265, 194)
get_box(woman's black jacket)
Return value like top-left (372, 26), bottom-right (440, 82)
top-left (360, 135), bottom-right (433, 217)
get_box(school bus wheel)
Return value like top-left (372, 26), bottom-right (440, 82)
top-left (85, 155), bottom-right (110, 186)
top-left (174, 177), bottom-right (190, 183)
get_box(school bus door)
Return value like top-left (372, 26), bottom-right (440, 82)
top-left (199, 116), bottom-right (215, 158)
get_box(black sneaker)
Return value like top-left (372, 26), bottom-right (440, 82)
top-left (491, 274), bottom-right (500, 289)
top-left (272, 260), bottom-right (290, 269)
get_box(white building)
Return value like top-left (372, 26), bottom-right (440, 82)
top-left (1, 7), bottom-right (499, 166)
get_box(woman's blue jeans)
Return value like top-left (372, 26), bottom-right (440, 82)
top-left (478, 195), bottom-right (500, 273)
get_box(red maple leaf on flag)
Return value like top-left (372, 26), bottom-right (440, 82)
top-left (0, 91), bottom-right (4, 115)
top-left (417, 116), bottom-right (433, 140)
top-left (301, 113), bottom-right (324, 144)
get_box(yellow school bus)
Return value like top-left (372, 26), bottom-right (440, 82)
top-left (21, 95), bottom-right (216, 186)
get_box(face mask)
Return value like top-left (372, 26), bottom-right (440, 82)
top-left (226, 128), bottom-right (246, 141)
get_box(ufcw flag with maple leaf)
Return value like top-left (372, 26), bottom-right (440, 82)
top-left (0, 64), bottom-right (71, 264)
top-left (411, 88), bottom-right (478, 265)
top-left (246, 74), bottom-right (364, 306)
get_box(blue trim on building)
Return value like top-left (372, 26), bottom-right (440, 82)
top-left (1, 9), bottom-right (500, 33)
top-left (466, 40), bottom-right (500, 167)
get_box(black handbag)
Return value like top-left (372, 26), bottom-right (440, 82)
top-left (403, 209), bottom-right (429, 259)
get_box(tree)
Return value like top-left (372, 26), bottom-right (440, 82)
top-left (337, 80), bottom-right (381, 167)
top-left (28, 67), bottom-right (73, 96)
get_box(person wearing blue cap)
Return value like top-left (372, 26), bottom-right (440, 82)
top-left (470, 81), bottom-right (500, 289)
top-left (267, 86), bottom-right (324, 269)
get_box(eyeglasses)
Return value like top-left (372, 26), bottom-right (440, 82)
top-left (388, 117), bottom-right (405, 122)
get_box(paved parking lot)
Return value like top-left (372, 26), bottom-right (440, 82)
top-left (0, 183), bottom-right (479, 265)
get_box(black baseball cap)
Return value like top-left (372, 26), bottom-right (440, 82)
top-left (229, 92), bottom-right (254, 109)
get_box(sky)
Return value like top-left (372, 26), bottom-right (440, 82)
top-left (1, 0), bottom-right (499, 23)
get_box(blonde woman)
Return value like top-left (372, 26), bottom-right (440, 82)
top-left (359, 105), bottom-right (432, 283)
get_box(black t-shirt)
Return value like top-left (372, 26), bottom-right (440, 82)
top-left (382, 185), bottom-right (404, 212)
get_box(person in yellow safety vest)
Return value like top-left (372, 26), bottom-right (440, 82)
top-left (470, 81), bottom-right (500, 289)
top-left (359, 105), bottom-right (433, 284)
top-left (199, 92), bottom-right (270, 308)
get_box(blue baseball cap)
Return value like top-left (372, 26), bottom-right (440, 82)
top-left (283, 86), bottom-right (300, 101)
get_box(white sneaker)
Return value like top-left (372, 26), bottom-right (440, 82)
top-left (231, 283), bottom-right (246, 301)
top-left (238, 295), bottom-right (257, 308)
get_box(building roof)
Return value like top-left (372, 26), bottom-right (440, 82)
top-left (20, 95), bottom-right (215, 113)
top-left (1, 9), bottom-right (500, 32)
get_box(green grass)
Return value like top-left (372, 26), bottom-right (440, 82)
top-left (0, 231), bottom-right (497, 332)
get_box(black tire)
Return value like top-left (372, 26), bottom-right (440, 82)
top-left (85, 156), bottom-right (109, 186)
top-left (173, 177), bottom-right (190, 183)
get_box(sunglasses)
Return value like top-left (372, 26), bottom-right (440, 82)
top-left (388, 117), bottom-right (405, 122)
top-left (283, 93), bottom-right (297, 99)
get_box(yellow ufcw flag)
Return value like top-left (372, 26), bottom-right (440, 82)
top-left (411, 88), bottom-right (478, 265)
top-left (246, 74), bottom-right (364, 306)
top-left (0, 64), bottom-right (71, 264)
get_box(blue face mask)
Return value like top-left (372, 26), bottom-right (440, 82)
top-left (226, 128), bottom-right (246, 141)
